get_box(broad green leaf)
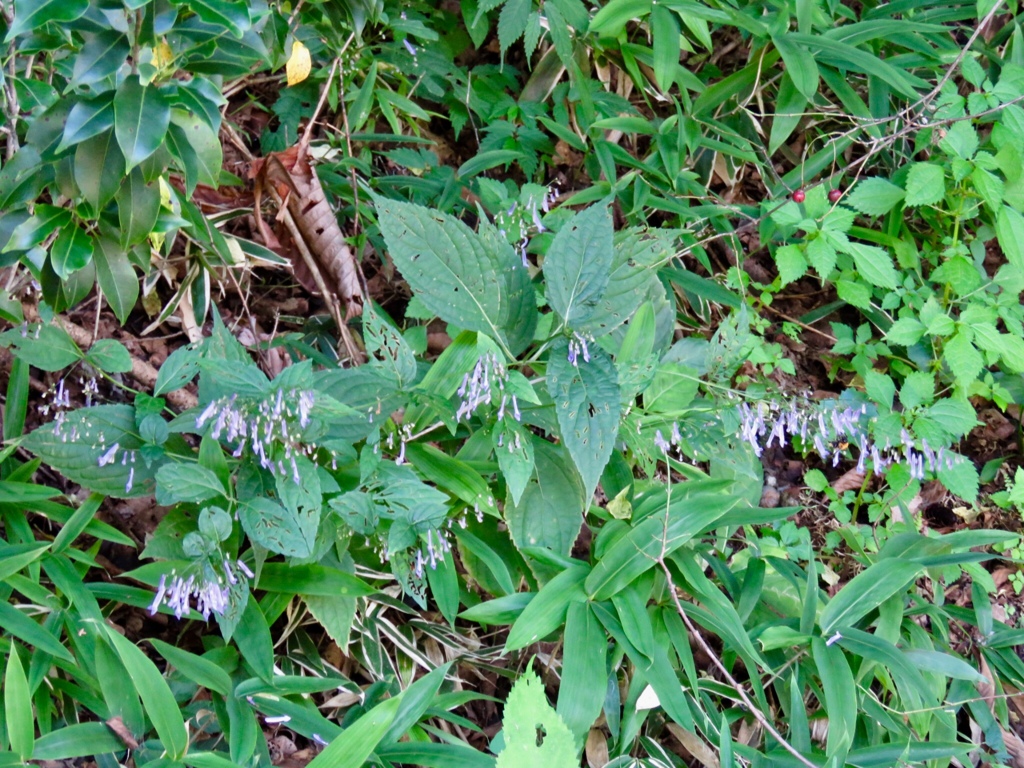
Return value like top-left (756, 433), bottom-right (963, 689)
top-left (49, 225), bottom-right (94, 280)
top-left (496, 670), bottom-right (577, 768)
top-left (188, 0), bottom-right (251, 36)
top-left (22, 404), bottom-right (160, 497)
top-left (5, 648), bottom-right (33, 760)
top-left (773, 34), bottom-right (819, 99)
top-left (0, 323), bottom-right (82, 370)
top-left (944, 330), bottom-right (983, 384)
top-left (848, 241), bottom-right (899, 289)
top-left (104, 625), bottom-right (188, 760)
top-left (590, 0), bottom-right (652, 35)
top-left (116, 167), bottom-right (161, 248)
top-left (155, 464), bottom-right (226, 505)
top-left (374, 195), bottom-right (536, 356)
top-left (886, 317), bottom-right (926, 346)
top-left (812, 637), bottom-right (855, 760)
top-left (937, 455), bottom-right (979, 502)
top-left (506, 438), bottom-right (585, 556)
top-left (167, 111), bottom-right (223, 195)
top-left (2, 205), bottom-right (71, 252)
top-left (938, 121), bottom-right (978, 160)
top-left (258, 563), bottom-right (375, 597)
top-left (547, 338), bottom-right (620, 504)
top-left (5, 0), bottom-right (88, 40)
top-left (405, 442), bottom-right (497, 517)
top-left (86, 339), bottom-right (132, 373)
top-left (505, 566), bottom-right (588, 651)
top-left (996, 205), bottom-right (1024, 271)
top-left (903, 162), bottom-right (946, 207)
top-left (306, 695), bottom-right (401, 768)
top-left (494, 418), bottom-right (535, 506)
top-left (556, 603), bottom-right (607, 745)
top-left (95, 237), bottom-right (139, 324)
top-left (775, 244), bottom-right (807, 286)
top-left (75, 130), bottom-right (125, 209)
top-left (71, 31), bottom-right (130, 88)
top-left (545, 204), bottom-right (614, 327)
top-left (902, 649), bottom-right (985, 682)
top-left (238, 496), bottom-right (316, 558)
top-left (114, 75), bottom-right (171, 171)
top-left (58, 96), bottom-right (116, 152)
top-left (818, 559), bottom-right (923, 633)
top-left (383, 663), bottom-right (451, 744)
top-left (845, 177), bottom-right (906, 216)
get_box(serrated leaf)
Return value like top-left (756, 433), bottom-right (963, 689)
top-left (848, 241), bottom-right (898, 289)
top-left (497, 670), bottom-right (577, 768)
top-left (903, 162), bottom-right (946, 207)
top-left (845, 177), bottom-right (905, 216)
top-left (938, 454), bottom-right (979, 502)
top-left (920, 398), bottom-right (978, 438)
top-left (498, 0), bottom-right (531, 53)
top-left (1000, 334), bottom-right (1024, 372)
top-left (802, 236), bottom-right (835, 278)
top-left (547, 338), bottom-right (620, 504)
top-left (886, 317), bottom-right (926, 346)
top-left (545, 204), bottom-right (614, 328)
top-left (114, 75), bottom-right (171, 171)
top-left (836, 278), bottom-right (871, 308)
top-left (996, 205), bottom-right (1024, 271)
top-left (238, 496), bottom-right (317, 558)
top-left (939, 121), bottom-right (978, 160)
top-left (943, 330), bottom-right (983, 384)
top-left (775, 243), bottom-right (807, 286)
top-left (374, 195), bottom-right (536, 356)
top-left (899, 371), bottom-right (934, 409)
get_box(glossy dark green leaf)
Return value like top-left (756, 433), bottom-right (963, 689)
top-left (2, 205), bottom-right (71, 253)
top-left (71, 31), bottom-right (130, 88)
top-left (114, 75), bottom-right (171, 170)
top-left (95, 237), bottom-right (139, 324)
top-left (167, 111), bottom-right (222, 195)
top-left (116, 167), bottom-right (161, 248)
top-left (188, 0), bottom-right (251, 37)
top-left (75, 130), bottom-right (125, 210)
top-left (57, 96), bottom-right (115, 153)
top-left (5, 0), bottom-right (89, 40)
top-left (49, 225), bottom-right (94, 279)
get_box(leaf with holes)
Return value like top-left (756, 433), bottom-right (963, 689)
top-left (496, 669), bottom-right (577, 768)
top-left (545, 204), bottom-right (614, 328)
top-left (547, 337), bottom-right (620, 504)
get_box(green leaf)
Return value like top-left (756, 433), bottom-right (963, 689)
top-left (5, 647), bottom-right (33, 760)
top-left (902, 649), bottom-right (985, 682)
top-left (843, 177), bottom-right (909, 217)
top-left (306, 695), bottom-right (401, 768)
top-left (864, 371), bottom-right (895, 410)
top-left (5, 0), bottom-right (88, 40)
top-left (496, 669), bottom-right (577, 768)
top-left (0, 603), bottom-right (73, 661)
top-left (903, 162), bottom-right (946, 207)
top-left (937, 455), bottom-right (979, 502)
top-left (651, 3), bottom-right (681, 90)
top-left (769, 71), bottom-right (808, 156)
top-left (805, 235), bottom-right (837, 277)
top-left (155, 464), bottom-right (226, 505)
top-left (50, 225), bottom-right (95, 280)
top-left (75, 130), bottom-right (125, 210)
top-left (556, 603), bottom-right (606, 745)
top-left (238, 496), bottom-right (317, 558)
top-left (116, 167), bottom-right (161, 248)
top-left (818, 559), bottom-right (923, 633)
top-left (86, 339), bottom-right (133, 373)
top-left (114, 75), bottom-right (171, 171)
top-left (498, 0), bottom-right (530, 53)
top-left (32, 723), bottom-right (122, 760)
top-left (775, 244), bottom-right (807, 286)
top-left (95, 237), bottom-right (139, 324)
top-left (495, 418), bottom-right (535, 506)
top-left (188, 0), bottom-right (251, 36)
top-left (304, 593), bottom-right (357, 647)
top-left (899, 371), bottom-right (935, 409)
top-left (545, 204), bottom-right (614, 327)
top-left (589, 0), bottom-right (651, 35)
top-left (71, 31), bottom-right (131, 88)
top-left (886, 317), bottom-right (926, 347)
top-left (505, 566), bottom-right (588, 651)
top-left (996, 205), bottom-right (1024, 271)
top-left (374, 195), bottom-right (536, 356)
top-left (58, 96), bottom-right (116, 152)
top-left (938, 121), bottom-right (978, 160)
top-left (2, 204), bottom-right (70, 253)
top-left (773, 34), bottom-right (819, 99)
top-left (506, 438), bottom-right (585, 556)
top-left (104, 625), bottom-right (188, 760)
top-left (149, 639), bottom-right (233, 696)
top-left (0, 323), bottom-right (82, 370)
top-left (943, 330), bottom-right (983, 384)
top-left (547, 338), bottom-right (620, 505)
top-left (848, 241), bottom-right (898, 289)
top-left (167, 111), bottom-right (223, 195)
top-left (812, 638), bottom-right (855, 760)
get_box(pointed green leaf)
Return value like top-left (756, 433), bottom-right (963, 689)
top-left (545, 204), bottom-right (614, 327)
top-left (49, 225), bottom-right (94, 280)
top-left (845, 177), bottom-right (906, 216)
top-left (5, 0), bottom-right (88, 40)
top-left (556, 602), bottom-right (607, 745)
top-left (58, 95), bottom-right (116, 152)
top-left (114, 75), bottom-right (171, 170)
top-left (497, 670), bottom-right (577, 768)
top-left (819, 559), bottom-right (923, 633)
top-left (71, 31), bottom-right (130, 88)
top-left (547, 338), bottom-right (620, 504)
top-left (5, 647), bottom-right (34, 760)
top-left (95, 237), bottom-right (139, 323)
top-left (306, 695), bottom-right (401, 768)
top-left (75, 130), bottom-right (125, 210)
top-left (903, 162), bottom-right (945, 207)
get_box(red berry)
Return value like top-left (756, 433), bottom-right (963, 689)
top-left (792, 189), bottom-right (806, 203)
top-left (828, 188), bottom-right (843, 203)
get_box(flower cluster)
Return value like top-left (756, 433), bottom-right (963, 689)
top-left (148, 559), bottom-right (254, 620)
top-left (456, 353), bottom-right (521, 423)
top-left (567, 332), bottom-right (593, 367)
top-left (96, 441), bottom-right (140, 493)
top-left (195, 387), bottom-right (317, 484)
top-left (737, 398), bottom-right (957, 480)
top-left (496, 186), bottom-right (559, 266)
top-left (412, 528), bottom-right (452, 579)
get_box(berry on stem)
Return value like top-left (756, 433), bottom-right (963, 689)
top-left (792, 189), bottom-right (806, 203)
top-left (828, 188), bottom-right (842, 203)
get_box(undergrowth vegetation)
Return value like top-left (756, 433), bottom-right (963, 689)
top-left (2, 0), bottom-right (1024, 765)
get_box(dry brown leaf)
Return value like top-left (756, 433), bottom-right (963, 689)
top-left (832, 469), bottom-right (865, 494)
top-left (105, 716), bottom-right (139, 749)
top-left (666, 722), bottom-right (720, 768)
top-left (585, 728), bottom-right (610, 768)
top-left (251, 146), bottom-right (365, 319)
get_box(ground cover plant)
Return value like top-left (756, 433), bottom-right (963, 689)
top-left (2, 0), bottom-right (1024, 765)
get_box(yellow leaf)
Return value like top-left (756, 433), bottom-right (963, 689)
top-left (152, 40), bottom-right (174, 70)
top-left (286, 40), bottom-right (311, 86)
